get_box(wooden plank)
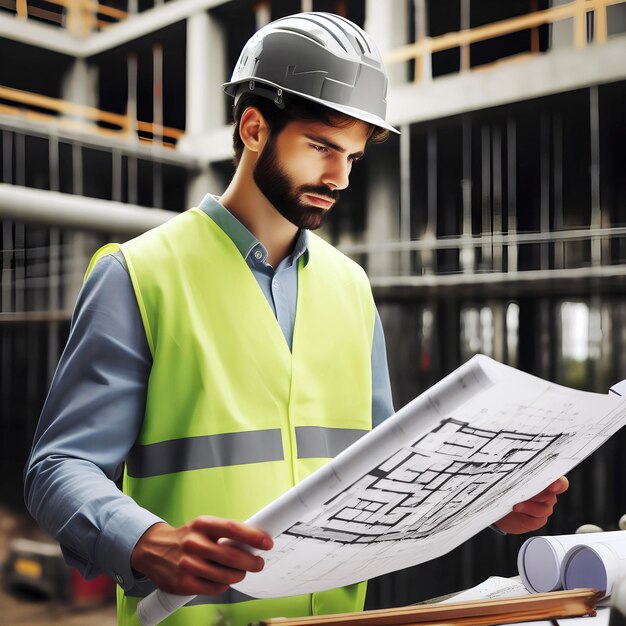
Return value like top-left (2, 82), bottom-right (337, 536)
top-left (0, 85), bottom-right (184, 143)
top-left (136, 119), bottom-right (185, 139)
top-left (0, 84), bottom-right (128, 128)
top-left (0, 102), bottom-right (179, 147)
top-left (259, 588), bottom-right (600, 626)
top-left (384, 2), bottom-right (580, 65)
top-left (574, 0), bottom-right (587, 48)
top-left (93, 2), bottom-right (127, 19)
top-left (384, 0), bottom-right (626, 67)
top-left (15, 0), bottom-right (27, 18)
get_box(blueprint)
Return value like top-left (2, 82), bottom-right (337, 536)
top-left (234, 354), bottom-right (626, 598)
top-left (137, 355), bottom-right (626, 624)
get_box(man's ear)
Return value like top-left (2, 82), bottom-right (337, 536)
top-left (239, 106), bottom-right (269, 155)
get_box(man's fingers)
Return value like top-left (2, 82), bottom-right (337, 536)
top-left (513, 500), bottom-right (555, 518)
top-left (523, 490), bottom-right (558, 505)
top-left (516, 475), bottom-right (569, 506)
top-left (192, 517), bottom-right (273, 551)
top-left (496, 476), bottom-right (568, 534)
top-left (179, 554), bottom-right (248, 585)
top-left (131, 519), bottom-right (271, 597)
top-left (182, 534), bottom-right (265, 573)
top-left (496, 510), bottom-right (550, 534)
top-left (161, 570), bottom-right (230, 597)
top-left (548, 476), bottom-right (569, 494)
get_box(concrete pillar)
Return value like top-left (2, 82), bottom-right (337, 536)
top-left (61, 59), bottom-right (98, 109)
top-left (186, 166), bottom-right (227, 207)
top-left (365, 144), bottom-right (400, 279)
top-left (185, 11), bottom-right (226, 136)
top-left (63, 232), bottom-right (101, 310)
top-left (179, 11), bottom-right (228, 203)
top-left (362, 2), bottom-right (409, 278)
top-left (492, 301), bottom-right (506, 364)
top-left (61, 60), bottom-right (101, 308)
top-left (365, 0), bottom-right (411, 87)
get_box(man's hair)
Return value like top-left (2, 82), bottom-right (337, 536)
top-left (231, 93), bottom-right (389, 168)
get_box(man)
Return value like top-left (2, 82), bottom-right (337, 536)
top-left (25, 12), bottom-right (568, 626)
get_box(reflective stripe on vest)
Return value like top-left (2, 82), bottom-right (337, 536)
top-left (126, 585), bottom-right (256, 604)
top-left (88, 208), bottom-right (374, 626)
top-left (126, 427), bottom-right (368, 478)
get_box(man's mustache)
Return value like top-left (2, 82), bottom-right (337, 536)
top-left (299, 185), bottom-right (340, 203)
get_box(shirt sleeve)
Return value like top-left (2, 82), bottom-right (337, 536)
top-left (23, 253), bottom-right (163, 591)
top-left (371, 307), bottom-right (395, 428)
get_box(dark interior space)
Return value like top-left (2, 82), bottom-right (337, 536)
top-left (92, 20), bottom-right (186, 130)
top-left (0, 39), bottom-right (73, 99)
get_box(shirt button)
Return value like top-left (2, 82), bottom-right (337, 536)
top-left (113, 572), bottom-right (124, 585)
top-left (254, 250), bottom-right (263, 260)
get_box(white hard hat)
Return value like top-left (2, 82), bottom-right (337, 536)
top-left (223, 12), bottom-right (400, 134)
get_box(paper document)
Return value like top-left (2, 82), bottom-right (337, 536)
top-left (238, 356), bottom-right (626, 598)
top-left (137, 355), bottom-right (626, 625)
top-left (441, 576), bottom-right (530, 603)
top-left (441, 577), bottom-right (610, 626)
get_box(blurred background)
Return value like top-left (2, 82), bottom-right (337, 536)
top-left (0, 0), bottom-right (625, 622)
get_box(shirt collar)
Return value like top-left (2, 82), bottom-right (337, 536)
top-left (197, 194), bottom-right (310, 267)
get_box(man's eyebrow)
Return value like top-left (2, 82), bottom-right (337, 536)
top-left (304, 134), bottom-right (365, 159)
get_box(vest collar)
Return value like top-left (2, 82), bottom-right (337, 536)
top-left (197, 194), bottom-right (310, 267)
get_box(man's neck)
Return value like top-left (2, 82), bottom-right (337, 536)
top-left (220, 163), bottom-right (299, 269)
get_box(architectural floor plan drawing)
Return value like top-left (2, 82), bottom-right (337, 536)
top-left (231, 356), bottom-right (626, 599)
top-left (137, 355), bottom-right (626, 623)
top-left (285, 418), bottom-right (566, 546)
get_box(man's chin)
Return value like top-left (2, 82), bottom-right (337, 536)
top-left (296, 208), bottom-right (328, 231)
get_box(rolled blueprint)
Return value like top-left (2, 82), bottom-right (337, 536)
top-left (137, 590), bottom-right (193, 626)
top-left (609, 574), bottom-right (626, 626)
top-left (518, 531), bottom-right (626, 593)
top-left (562, 538), bottom-right (626, 598)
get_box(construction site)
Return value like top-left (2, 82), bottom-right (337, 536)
top-left (0, 0), bottom-right (625, 623)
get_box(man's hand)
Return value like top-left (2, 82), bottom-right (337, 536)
top-left (494, 476), bottom-right (569, 534)
top-left (130, 516), bottom-right (273, 596)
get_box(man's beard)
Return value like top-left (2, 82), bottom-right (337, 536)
top-left (253, 135), bottom-right (340, 230)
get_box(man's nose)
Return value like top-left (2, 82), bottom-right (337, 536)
top-left (321, 156), bottom-right (350, 191)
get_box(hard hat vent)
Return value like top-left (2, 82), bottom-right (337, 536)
top-left (223, 11), bottom-right (399, 134)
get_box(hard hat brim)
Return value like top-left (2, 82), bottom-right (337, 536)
top-left (223, 78), bottom-right (400, 135)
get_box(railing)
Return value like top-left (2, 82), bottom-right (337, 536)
top-left (5, 0), bottom-right (127, 34)
top-left (340, 226), bottom-right (626, 287)
top-left (384, 0), bottom-right (626, 83)
top-left (0, 84), bottom-right (184, 148)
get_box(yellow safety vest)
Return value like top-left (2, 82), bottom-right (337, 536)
top-left (87, 208), bottom-right (375, 626)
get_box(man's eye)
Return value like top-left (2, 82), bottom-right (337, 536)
top-left (310, 144), bottom-right (328, 153)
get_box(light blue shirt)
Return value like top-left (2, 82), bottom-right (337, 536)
top-left (24, 195), bottom-right (395, 592)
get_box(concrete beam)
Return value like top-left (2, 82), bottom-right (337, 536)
top-left (387, 35), bottom-right (626, 126)
top-left (0, 115), bottom-right (200, 168)
top-left (0, 183), bottom-right (177, 234)
top-left (82, 0), bottom-right (224, 56)
top-left (368, 264), bottom-right (626, 289)
top-left (0, 0), bottom-right (224, 57)
top-left (0, 13), bottom-right (80, 56)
